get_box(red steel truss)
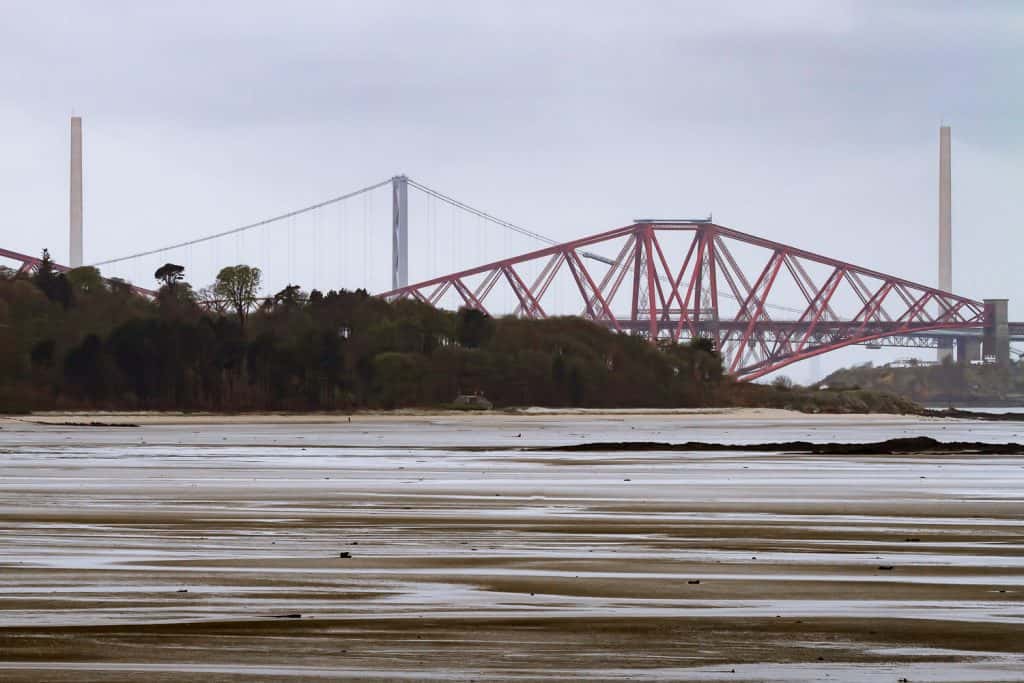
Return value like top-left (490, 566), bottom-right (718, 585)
top-left (381, 221), bottom-right (986, 380)
top-left (0, 247), bottom-right (71, 276)
top-left (0, 247), bottom-right (156, 297)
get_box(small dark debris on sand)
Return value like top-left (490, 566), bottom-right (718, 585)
top-left (272, 613), bottom-right (302, 619)
top-left (535, 436), bottom-right (1024, 455)
top-left (339, 551), bottom-right (352, 558)
top-left (54, 421), bottom-right (139, 428)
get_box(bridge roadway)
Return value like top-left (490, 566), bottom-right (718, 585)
top-left (610, 319), bottom-right (1024, 341)
top-left (909, 326), bottom-right (1024, 341)
top-left (608, 318), bottom-right (1023, 376)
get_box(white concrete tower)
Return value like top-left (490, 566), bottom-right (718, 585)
top-left (69, 116), bottom-right (83, 268)
top-left (937, 125), bottom-right (952, 362)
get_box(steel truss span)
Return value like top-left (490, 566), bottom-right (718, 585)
top-left (0, 247), bottom-right (66, 276)
top-left (0, 247), bottom-right (156, 298)
top-left (380, 221), bottom-right (984, 381)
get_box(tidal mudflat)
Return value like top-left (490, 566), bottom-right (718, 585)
top-left (0, 410), bottom-right (1022, 681)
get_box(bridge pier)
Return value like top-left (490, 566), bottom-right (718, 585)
top-left (938, 337), bottom-right (954, 363)
top-left (955, 336), bottom-right (981, 365)
top-left (983, 298), bottom-right (1010, 365)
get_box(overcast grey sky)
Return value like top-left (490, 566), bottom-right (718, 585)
top-left (1, 1), bottom-right (1021, 375)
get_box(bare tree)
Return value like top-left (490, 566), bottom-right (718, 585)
top-left (196, 286), bottom-right (228, 315)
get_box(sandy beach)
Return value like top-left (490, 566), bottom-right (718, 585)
top-left (9, 405), bottom-right (958, 424)
top-left (0, 411), bottom-right (1022, 681)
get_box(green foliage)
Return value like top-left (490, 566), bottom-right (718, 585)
top-left (30, 339), bottom-right (55, 367)
top-left (689, 336), bottom-right (716, 355)
top-left (157, 282), bottom-right (199, 320)
top-left (32, 249), bottom-right (72, 308)
top-left (0, 260), bottom-right (742, 411)
top-left (371, 352), bottom-right (427, 408)
top-left (0, 387), bottom-right (30, 414)
top-left (271, 284), bottom-right (304, 309)
top-left (63, 334), bottom-right (109, 399)
top-left (213, 265), bottom-right (262, 329)
top-left (455, 307), bottom-right (494, 348)
top-left (154, 263), bottom-right (185, 289)
top-left (67, 267), bottom-right (105, 295)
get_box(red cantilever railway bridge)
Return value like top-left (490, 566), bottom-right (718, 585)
top-left (382, 220), bottom-right (994, 381)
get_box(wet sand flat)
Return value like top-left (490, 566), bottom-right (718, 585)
top-left (0, 412), bottom-right (1023, 681)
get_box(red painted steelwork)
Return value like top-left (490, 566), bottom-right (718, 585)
top-left (0, 247), bottom-right (71, 275)
top-left (0, 247), bottom-right (156, 298)
top-left (379, 221), bottom-right (986, 381)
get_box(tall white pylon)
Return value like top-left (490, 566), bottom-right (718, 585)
top-left (69, 116), bottom-right (83, 268)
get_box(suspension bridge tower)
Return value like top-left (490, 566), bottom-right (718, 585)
top-left (392, 174), bottom-right (408, 289)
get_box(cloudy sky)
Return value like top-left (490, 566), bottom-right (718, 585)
top-left (1, 1), bottom-right (1021, 376)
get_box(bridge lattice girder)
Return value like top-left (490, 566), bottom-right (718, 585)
top-left (0, 247), bottom-right (70, 276)
top-left (381, 222), bottom-right (985, 380)
top-left (0, 247), bottom-right (156, 297)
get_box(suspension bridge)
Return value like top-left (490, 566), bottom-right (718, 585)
top-left (1, 174), bottom-right (1018, 381)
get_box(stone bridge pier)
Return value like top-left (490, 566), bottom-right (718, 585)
top-left (983, 299), bottom-right (1010, 365)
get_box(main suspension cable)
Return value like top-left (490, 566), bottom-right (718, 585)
top-left (89, 177), bottom-right (392, 267)
top-left (406, 179), bottom-right (558, 246)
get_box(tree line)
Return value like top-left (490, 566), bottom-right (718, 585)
top-left (0, 252), bottom-right (731, 412)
